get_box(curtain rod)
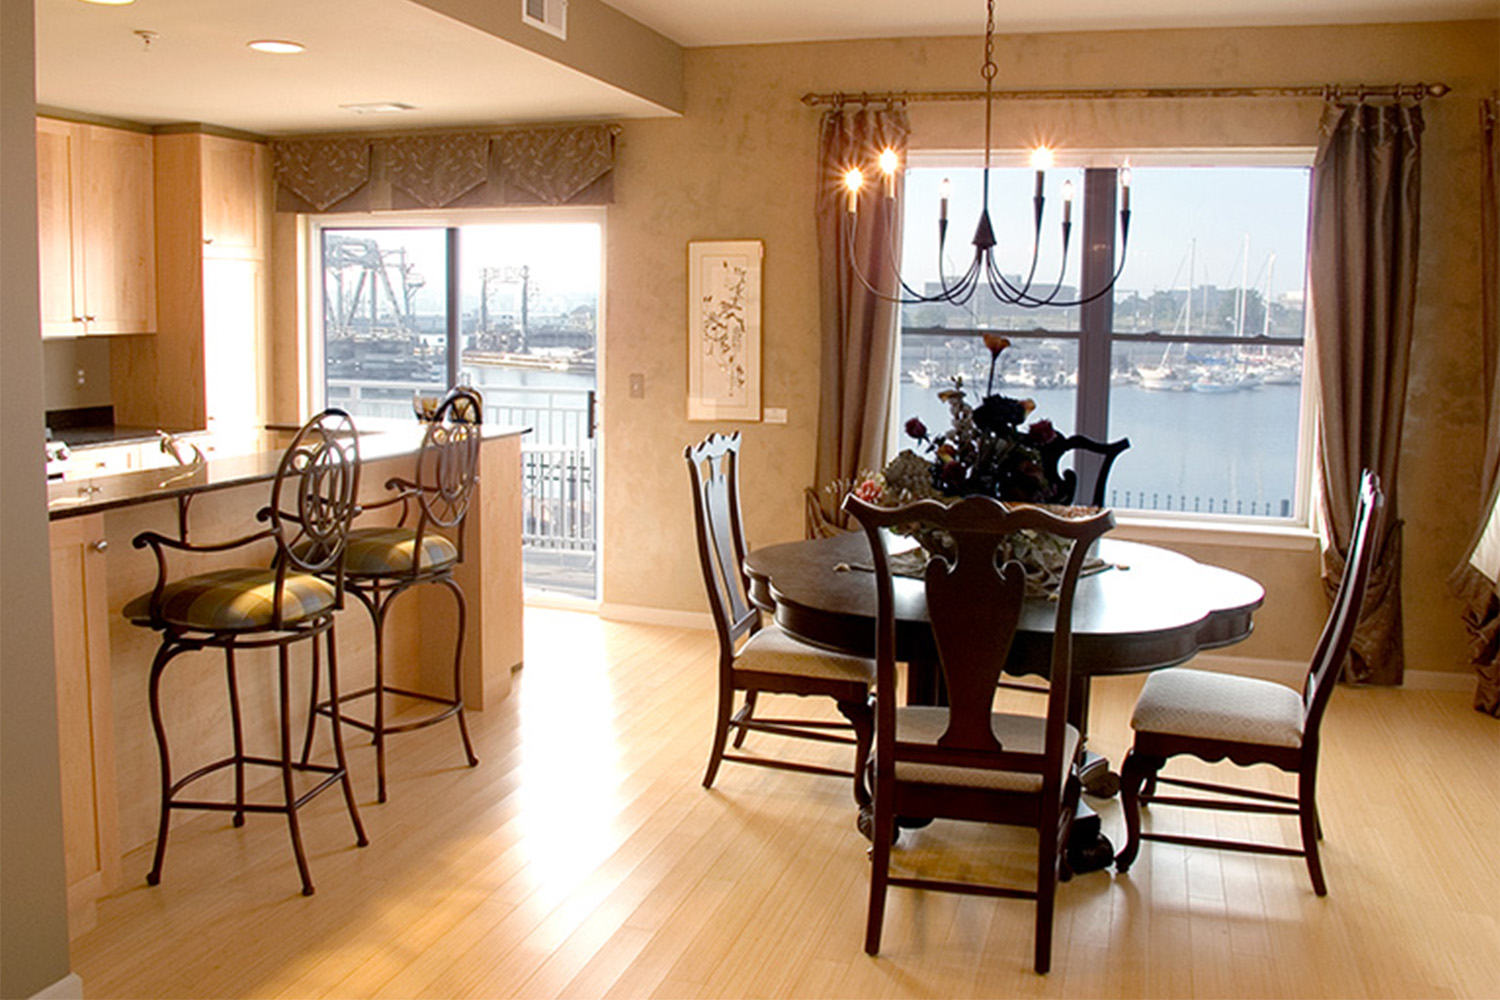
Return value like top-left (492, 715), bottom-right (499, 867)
top-left (800, 82), bottom-right (1450, 107)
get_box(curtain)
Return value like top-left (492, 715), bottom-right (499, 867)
top-left (813, 106), bottom-right (911, 501)
top-left (1309, 100), bottom-right (1424, 686)
top-left (270, 124), bottom-right (619, 213)
top-left (1448, 96), bottom-right (1500, 716)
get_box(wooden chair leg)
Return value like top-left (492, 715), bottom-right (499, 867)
top-left (1114, 749), bottom-right (1160, 872)
top-left (864, 800), bottom-right (893, 955)
top-left (702, 683), bottom-right (734, 788)
top-left (1034, 826), bottom-right (1059, 975)
top-left (1299, 769), bottom-right (1327, 896)
top-left (837, 697), bottom-right (874, 808)
top-left (732, 690), bottom-right (759, 748)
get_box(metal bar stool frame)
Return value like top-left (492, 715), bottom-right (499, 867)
top-left (127, 409), bottom-right (367, 896)
top-left (302, 387), bottom-right (482, 802)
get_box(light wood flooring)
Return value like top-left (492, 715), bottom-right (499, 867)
top-left (70, 608), bottom-right (1500, 999)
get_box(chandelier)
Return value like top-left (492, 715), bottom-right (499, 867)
top-left (841, 0), bottom-right (1132, 308)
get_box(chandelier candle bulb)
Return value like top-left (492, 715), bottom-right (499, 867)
top-left (879, 148), bottom-right (900, 198)
top-left (939, 178), bottom-right (951, 222)
top-left (844, 167), bottom-right (863, 213)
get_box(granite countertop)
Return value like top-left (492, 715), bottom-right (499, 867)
top-left (52, 424), bottom-right (199, 449)
top-left (48, 423), bottom-right (529, 520)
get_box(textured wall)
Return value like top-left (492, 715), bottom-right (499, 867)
top-left (600, 20), bottom-right (1500, 674)
top-left (1, 0), bottom-right (76, 995)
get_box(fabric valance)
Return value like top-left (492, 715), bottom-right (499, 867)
top-left (270, 124), bottom-right (620, 213)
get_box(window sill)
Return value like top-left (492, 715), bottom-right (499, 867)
top-left (1111, 513), bottom-right (1320, 552)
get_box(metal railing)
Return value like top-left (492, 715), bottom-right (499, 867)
top-left (1111, 490), bottom-right (1292, 518)
top-left (329, 377), bottom-right (599, 554)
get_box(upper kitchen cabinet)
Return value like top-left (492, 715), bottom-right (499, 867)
top-left (36, 118), bottom-right (158, 337)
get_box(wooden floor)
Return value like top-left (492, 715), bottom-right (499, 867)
top-left (71, 608), bottom-right (1500, 999)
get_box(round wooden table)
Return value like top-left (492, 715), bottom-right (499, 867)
top-left (744, 531), bottom-right (1266, 869)
top-left (745, 533), bottom-right (1265, 682)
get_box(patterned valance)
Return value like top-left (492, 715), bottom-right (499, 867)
top-left (271, 124), bottom-right (620, 213)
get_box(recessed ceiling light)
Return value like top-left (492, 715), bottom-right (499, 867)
top-left (78, 0), bottom-right (136, 6)
top-left (339, 102), bottom-right (417, 114)
top-left (247, 39), bottom-right (305, 54)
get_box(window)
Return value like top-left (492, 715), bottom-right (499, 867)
top-left (307, 212), bottom-right (603, 598)
top-left (897, 153), bottom-right (1313, 521)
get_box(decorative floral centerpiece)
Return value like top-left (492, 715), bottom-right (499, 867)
top-left (857, 335), bottom-right (1063, 509)
top-left (853, 335), bottom-right (1090, 595)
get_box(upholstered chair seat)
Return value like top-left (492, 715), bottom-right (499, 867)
top-left (1130, 668), bottom-right (1304, 749)
top-left (734, 625), bottom-right (876, 683)
top-left (894, 708), bottom-right (1081, 793)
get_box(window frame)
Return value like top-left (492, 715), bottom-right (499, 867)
top-left (896, 148), bottom-right (1319, 529)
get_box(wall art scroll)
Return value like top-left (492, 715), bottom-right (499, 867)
top-left (686, 240), bottom-right (763, 421)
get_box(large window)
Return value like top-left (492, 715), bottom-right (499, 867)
top-left (897, 154), bottom-right (1313, 520)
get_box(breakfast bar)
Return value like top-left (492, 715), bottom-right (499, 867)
top-left (46, 423), bottom-right (526, 935)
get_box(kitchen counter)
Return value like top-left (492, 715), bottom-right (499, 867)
top-left (48, 423), bottom-right (529, 519)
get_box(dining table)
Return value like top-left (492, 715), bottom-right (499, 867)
top-left (742, 530), bottom-right (1266, 870)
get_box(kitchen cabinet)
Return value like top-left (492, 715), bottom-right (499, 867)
top-left (36, 118), bottom-right (158, 338)
top-left (48, 514), bottom-right (120, 938)
top-left (149, 132), bottom-right (271, 435)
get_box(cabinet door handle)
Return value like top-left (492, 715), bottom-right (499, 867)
top-left (91, 539), bottom-right (108, 553)
top-left (84, 315), bottom-right (96, 322)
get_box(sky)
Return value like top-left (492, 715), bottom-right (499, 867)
top-left (901, 165), bottom-right (1312, 302)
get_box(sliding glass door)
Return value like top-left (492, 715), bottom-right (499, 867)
top-left (314, 214), bottom-right (602, 599)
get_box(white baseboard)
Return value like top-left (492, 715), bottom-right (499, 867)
top-left (30, 972), bottom-right (83, 1000)
top-left (596, 603), bottom-right (712, 630)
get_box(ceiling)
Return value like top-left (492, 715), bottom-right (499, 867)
top-left (35, 0), bottom-right (1495, 136)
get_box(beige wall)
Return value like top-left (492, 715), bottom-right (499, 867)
top-left (1, 0), bottom-right (77, 996)
top-left (599, 20), bottom-right (1500, 674)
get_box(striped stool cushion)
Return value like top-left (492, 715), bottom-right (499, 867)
top-left (343, 527), bottom-right (459, 577)
top-left (123, 568), bottom-right (337, 631)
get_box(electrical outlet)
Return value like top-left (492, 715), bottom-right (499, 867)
top-left (629, 373), bottom-right (645, 398)
top-left (764, 407), bottom-right (788, 424)
top-left (76, 367), bottom-right (86, 386)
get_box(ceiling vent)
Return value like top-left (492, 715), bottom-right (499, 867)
top-left (522, 0), bottom-right (567, 40)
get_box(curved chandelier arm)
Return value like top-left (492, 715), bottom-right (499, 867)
top-left (842, 203), bottom-right (985, 306)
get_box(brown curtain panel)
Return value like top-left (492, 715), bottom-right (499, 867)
top-left (814, 106), bottom-right (911, 497)
top-left (1309, 100), bottom-right (1424, 686)
top-left (1448, 96), bottom-right (1500, 716)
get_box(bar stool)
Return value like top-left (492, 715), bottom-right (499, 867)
top-left (123, 409), bottom-right (366, 896)
top-left (302, 386), bottom-right (482, 802)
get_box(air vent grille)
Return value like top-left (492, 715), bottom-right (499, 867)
top-left (522, 0), bottom-right (567, 40)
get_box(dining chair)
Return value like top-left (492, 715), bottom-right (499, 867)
top-left (123, 409), bottom-right (367, 896)
top-left (685, 432), bottom-right (874, 806)
top-left (301, 386), bottom-right (482, 802)
top-left (843, 493), bottom-right (1116, 973)
top-left (1039, 434), bottom-right (1131, 508)
top-left (1114, 470), bottom-right (1385, 894)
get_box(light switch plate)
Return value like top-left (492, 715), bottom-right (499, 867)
top-left (629, 373), bottom-right (645, 398)
top-left (764, 407), bottom-right (788, 424)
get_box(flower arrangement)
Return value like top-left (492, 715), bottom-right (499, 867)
top-left (853, 336), bottom-right (1092, 595)
top-left (856, 335), bottom-right (1064, 509)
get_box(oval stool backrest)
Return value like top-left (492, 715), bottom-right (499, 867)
top-left (415, 386), bottom-right (483, 531)
top-left (271, 408), bottom-right (361, 577)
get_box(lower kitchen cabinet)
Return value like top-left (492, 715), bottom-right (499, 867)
top-left (49, 514), bottom-right (119, 938)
